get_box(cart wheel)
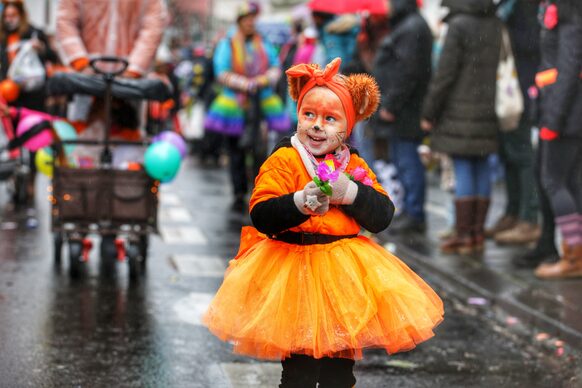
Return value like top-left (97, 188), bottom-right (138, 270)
top-left (100, 235), bottom-right (117, 262)
top-left (69, 240), bottom-right (84, 278)
top-left (12, 172), bottom-right (29, 208)
top-left (139, 235), bottom-right (149, 270)
top-left (54, 233), bottom-right (63, 264)
top-left (127, 244), bottom-right (143, 280)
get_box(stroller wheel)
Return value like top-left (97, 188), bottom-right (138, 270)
top-left (68, 240), bottom-right (84, 278)
top-left (127, 243), bottom-right (143, 280)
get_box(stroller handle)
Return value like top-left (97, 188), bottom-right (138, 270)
top-left (89, 56), bottom-right (129, 78)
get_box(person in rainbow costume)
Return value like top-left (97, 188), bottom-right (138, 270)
top-left (204, 1), bottom-right (289, 210)
top-left (203, 57), bottom-right (444, 387)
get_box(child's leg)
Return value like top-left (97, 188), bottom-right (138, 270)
top-left (318, 357), bottom-right (356, 388)
top-left (279, 354), bottom-right (319, 388)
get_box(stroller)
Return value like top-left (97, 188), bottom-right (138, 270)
top-left (46, 57), bottom-right (173, 278)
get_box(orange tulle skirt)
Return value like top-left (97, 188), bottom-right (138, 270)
top-left (203, 228), bottom-right (444, 360)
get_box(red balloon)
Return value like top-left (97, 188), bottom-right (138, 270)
top-left (0, 79), bottom-right (20, 102)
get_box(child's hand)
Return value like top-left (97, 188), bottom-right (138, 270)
top-left (330, 173), bottom-right (358, 205)
top-left (294, 181), bottom-right (330, 215)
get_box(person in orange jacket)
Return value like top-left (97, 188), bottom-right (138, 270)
top-left (203, 58), bottom-right (444, 388)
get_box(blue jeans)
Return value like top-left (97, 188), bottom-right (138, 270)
top-left (453, 156), bottom-right (491, 198)
top-left (390, 137), bottom-right (426, 222)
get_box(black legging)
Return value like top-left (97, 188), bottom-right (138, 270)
top-left (540, 139), bottom-right (582, 217)
top-left (279, 354), bottom-right (356, 388)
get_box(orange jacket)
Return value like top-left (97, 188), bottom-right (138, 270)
top-left (250, 146), bottom-right (388, 236)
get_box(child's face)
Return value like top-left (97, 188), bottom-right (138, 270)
top-left (296, 87), bottom-right (347, 156)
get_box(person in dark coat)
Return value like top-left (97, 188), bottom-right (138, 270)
top-left (371, 0), bottom-right (433, 233)
top-left (0, 0), bottom-right (57, 112)
top-left (534, 0), bottom-right (582, 279)
top-left (488, 0), bottom-right (542, 249)
top-left (421, 0), bottom-right (502, 254)
top-left (0, 0), bottom-right (58, 205)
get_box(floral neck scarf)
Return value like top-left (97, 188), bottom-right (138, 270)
top-left (291, 134), bottom-right (350, 178)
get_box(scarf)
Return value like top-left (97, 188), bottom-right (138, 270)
top-left (291, 134), bottom-right (350, 178)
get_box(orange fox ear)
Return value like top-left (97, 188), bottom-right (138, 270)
top-left (345, 73), bottom-right (380, 121)
top-left (286, 63), bottom-right (321, 102)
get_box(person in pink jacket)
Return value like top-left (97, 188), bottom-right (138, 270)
top-left (55, 0), bottom-right (168, 78)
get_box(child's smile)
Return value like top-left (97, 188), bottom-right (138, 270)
top-left (297, 87), bottom-right (347, 156)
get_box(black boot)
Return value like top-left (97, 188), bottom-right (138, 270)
top-left (318, 357), bottom-right (356, 388)
top-left (279, 354), bottom-right (319, 388)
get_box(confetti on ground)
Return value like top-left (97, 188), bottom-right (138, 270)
top-left (556, 347), bottom-right (565, 357)
top-left (506, 317), bottom-right (519, 326)
top-left (554, 340), bottom-right (565, 347)
top-left (536, 333), bottom-right (550, 341)
top-left (467, 297), bottom-right (488, 306)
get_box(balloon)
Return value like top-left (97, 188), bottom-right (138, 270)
top-left (152, 131), bottom-right (188, 157)
top-left (0, 79), bottom-right (19, 102)
top-left (144, 142), bottom-right (182, 182)
top-left (16, 114), bottom-right (53, 151)
top-left (53, 120), bottom-right (78, 154)
top-left (35, 147), bottom-right (54, 177)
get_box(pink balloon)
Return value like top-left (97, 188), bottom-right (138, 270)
top-left (16, 114), bottom-right (53, 151)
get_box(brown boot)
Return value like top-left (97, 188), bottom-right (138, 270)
top-left (535, 242), bottom-right (582, 279)
top-left (494, 221), bottom-right (541, 245)
top-left (441, 197), bottom-right (475, 255)
top-left (473, 197), bottom-right (490, 252)
top-left (484, 214), bottom-right (517, 238)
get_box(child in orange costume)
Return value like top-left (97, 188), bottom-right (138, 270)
top-left (203, 58), bottom-right (444, 387)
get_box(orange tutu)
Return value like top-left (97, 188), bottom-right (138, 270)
top-left (203, 229), bottom-right (444, 360)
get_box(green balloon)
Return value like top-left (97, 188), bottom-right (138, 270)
top-left (144, 141), bottom-right (182, 182)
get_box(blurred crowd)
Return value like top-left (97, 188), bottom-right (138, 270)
top-left (0, 0), bottom-right (581, 280)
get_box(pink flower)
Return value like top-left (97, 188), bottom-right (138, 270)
top-left (350, 167), bottom-right (368, 181)
top-left (316, 160), bottom-right (339, 182)
top-left (346, 167), bottom-right (373, 186)
top-left (544, 4), bottom-right (558, 30)
top-left (362, 177), bottom-right (373, 186)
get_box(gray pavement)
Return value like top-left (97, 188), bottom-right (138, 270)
top-left (0, 157), bottom-right (581, 387)
top-left (380, 174), bottom-right (582, 351)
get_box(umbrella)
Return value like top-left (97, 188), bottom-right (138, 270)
top-left (307, 0), bottom-right (388, 15)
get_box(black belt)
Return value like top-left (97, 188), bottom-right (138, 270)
top-left (270, 232), bottom-right (358, 245)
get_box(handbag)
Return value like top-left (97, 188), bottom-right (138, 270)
top-left (7, 39), bottom-right (46, 92)
top-left (178, 101), bottom-right (205, 140)
top-left (495, 26), bottom-right (524, 132)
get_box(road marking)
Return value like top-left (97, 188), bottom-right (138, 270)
top-left (221, 362), bottom-right (281, 388)
top-left (173, 292), bottom-right (214, 326)
top-left (160, 192), bottom-right (181, 206)
top-left (161, 226), bottom-right (208, 245)
top-left (160, 207), bottom-right (192, 223)
top-left (171, 254), bottom-right (227, 277)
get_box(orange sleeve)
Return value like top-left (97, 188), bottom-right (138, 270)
top-left (71, 57), bottom-right (90, 71)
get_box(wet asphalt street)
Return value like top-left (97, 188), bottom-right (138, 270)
top-left (0, 157), bottom-right (581, 388)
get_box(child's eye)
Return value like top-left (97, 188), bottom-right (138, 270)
top-left (326, 116), bottom-right (336, 122)
top-left (304, 112), bottom-right (315, 118)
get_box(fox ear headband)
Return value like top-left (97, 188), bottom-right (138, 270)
top-left (285, 57), bottom-right (380, 136)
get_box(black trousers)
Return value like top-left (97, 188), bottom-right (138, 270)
top-left (540, 139), bottom-right (582, 218)
top-left (279, 354), bottom-right (356, 388)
